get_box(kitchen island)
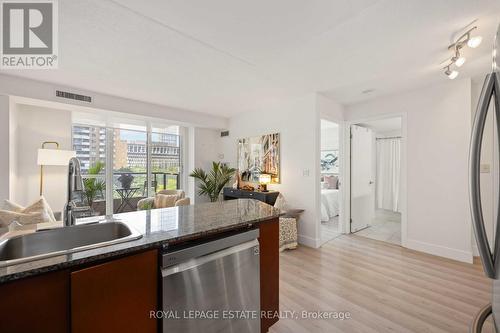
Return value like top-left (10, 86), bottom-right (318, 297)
top-left (0, 199), bottom-right (280, 333)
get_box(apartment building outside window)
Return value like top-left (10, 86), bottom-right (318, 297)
top-left (72, 121), bottom-right (182, 216)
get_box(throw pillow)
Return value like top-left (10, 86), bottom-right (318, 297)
top-left (154, 194), bottom-right (178, 209)
top-left (23, 197), bottom-right (57, 222)
top-left (3, 196), bottom-right (57, 223)
top-left (3, 200), bottom-right (24, 212)
top-left (0, 210), bottom-right (46, 227)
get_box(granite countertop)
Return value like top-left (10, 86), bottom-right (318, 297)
top-left (0, 199), bottom-right (280, 283)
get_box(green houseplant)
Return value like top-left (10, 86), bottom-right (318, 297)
top-left (83, 161), bottom-right (106, 210)
top-left (189, 162), bottom-right (237, 202)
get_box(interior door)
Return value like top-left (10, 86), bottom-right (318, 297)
top-left (350, 125), bottom-right (374, 232)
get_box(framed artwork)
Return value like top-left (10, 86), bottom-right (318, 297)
top-left (237, 133), bottom-right (280, 184)
top-left (320, 150), bottom-right (339, 173)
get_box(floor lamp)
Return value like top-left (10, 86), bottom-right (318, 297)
top-left (37, 141), bottom-right (77, 196)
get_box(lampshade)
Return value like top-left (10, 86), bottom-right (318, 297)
top-left (37, 148), bottom-right (76, 166)
top-left (259, 174), bottom-right (272, 184)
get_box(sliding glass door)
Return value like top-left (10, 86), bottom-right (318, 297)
top-left (72, 122), bottom-right (182, 216)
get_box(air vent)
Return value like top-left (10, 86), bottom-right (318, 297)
top-left (55, 90), bottom-right (92, 103)
top-left (220, 130), bottom-right (229, 137)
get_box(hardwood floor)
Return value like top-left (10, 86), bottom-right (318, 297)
top-left (270, 235), bottom-right (492, 333)
top-left (355, 210), bottom-right (402, 245)
top-left (321, 216), bottom-right (341, 244)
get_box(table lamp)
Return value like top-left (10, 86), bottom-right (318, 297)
top-left (37, 141), bottom-right (77, 195)
top-left (258, 174), bottom-right (271, 192)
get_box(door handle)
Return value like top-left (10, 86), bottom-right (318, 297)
top-left (469, 72), bottom-right (497, 278)
top-left (369, 181), bottom-right (374, 185)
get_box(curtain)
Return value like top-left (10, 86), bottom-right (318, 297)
top-left (376, 138), bottom-right (401, 212)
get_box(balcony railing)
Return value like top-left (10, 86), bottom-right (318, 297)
top-left (81, 171), bottom-right (180, 200)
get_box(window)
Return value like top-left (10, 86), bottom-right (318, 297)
top-left (72, 122), bottom-right (182, 216)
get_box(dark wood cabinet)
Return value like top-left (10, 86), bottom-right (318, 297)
top-left (223, 187), bottom-right (279, 206)
top-left (0, 222), bottom-right (280, 333)
top-left (0, 270), bottom-right (70, 333)
top-left (259, 218), bottom-right (280, 332)
top-left (71, 250), bottom-right (158, 333)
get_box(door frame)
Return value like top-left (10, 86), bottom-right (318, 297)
top-left (343, 112), bottom-right (408, 247)
top-left (318, 117), bottom-right (345, 246)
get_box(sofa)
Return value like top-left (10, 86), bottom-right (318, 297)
top-left (137, 190), bottom-right (190, 210)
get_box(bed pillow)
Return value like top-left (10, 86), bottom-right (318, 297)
top-left (324, 175), bottom-right (338, 189)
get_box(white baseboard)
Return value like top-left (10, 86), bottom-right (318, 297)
top-left (298, 234), bottom-right (321, 248)
top-left (406, 238), bottom-right (473, 263)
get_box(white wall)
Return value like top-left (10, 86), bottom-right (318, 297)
top-left (221, 94), bottom-right (321, 246)
top-left (320, 124), bottom-right (339, 151)
top-left (0, 96), bottom-right (11, 203)
top-left (346, 79), bottom-right (473, 263)
top-left (12, 104), bottom-right (72, 213)
top-left (187, 127), bottom-right (224, 203)
top-left (0, 74), bottom-right (227, 129)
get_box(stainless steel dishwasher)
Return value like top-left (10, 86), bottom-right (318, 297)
top-left (161, 229), bottom-right (260, 333)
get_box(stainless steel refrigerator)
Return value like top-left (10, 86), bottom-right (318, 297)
top-left (470, 24), bottom-right (500, 333)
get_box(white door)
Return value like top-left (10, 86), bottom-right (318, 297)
top-left (351, 125), bottom-right (375, 232)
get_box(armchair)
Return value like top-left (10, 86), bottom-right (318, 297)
top-left (137, 190), bottom-right (190, 210)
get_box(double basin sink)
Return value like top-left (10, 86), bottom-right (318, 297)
top-left (0, 221), bottom-right (142, 267)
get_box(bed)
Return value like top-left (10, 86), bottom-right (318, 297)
top-left (321, 188), bottom-right (339, 222)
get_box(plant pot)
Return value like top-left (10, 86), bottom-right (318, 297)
top-left (118, 174), bottom-right (134, 189)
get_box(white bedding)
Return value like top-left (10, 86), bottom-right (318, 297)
top-left (321, 189), bottom-right (339, 222)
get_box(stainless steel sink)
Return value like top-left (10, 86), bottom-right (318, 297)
top-left (0, 222), bottom-right (142, 267)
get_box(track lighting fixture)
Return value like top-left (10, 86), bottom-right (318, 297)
top-left (451, 49), bottom-right (466, 67)
top-left (448, 26), bottom-right (482, 52)
top-left (442, 25), bottom-right (481, 78)
top-left (444, 65), bottom-right (459, 80)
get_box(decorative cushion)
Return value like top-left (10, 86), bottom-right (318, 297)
top-left (3, 200), bottom-right (24, 212)
top-left (174, 197), bottom-right (191, 206)
top-left (154, 194), bottom-right (178, 209)
top-left (0, 210), bottom-right (46, 227)
top-left (137, 197), bottom-right (155, 211)
top-left (1, 197), bottom-right (56, 225)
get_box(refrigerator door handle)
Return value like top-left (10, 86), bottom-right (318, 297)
top-left (469, 73), bottom-right (496, 278)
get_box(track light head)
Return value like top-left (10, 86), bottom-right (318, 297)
top-left (467, 35), bottom-right (482, 48)
top-left (452, 50), bottom-right (466, 67)
top-left (444, 66), bottom-right (459, 80)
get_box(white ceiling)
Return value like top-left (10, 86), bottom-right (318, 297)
top-left (4, 0), bottom-right (500, 117)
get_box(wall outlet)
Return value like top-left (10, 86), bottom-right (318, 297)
top-left (480, 164), bottom-right (491, 173)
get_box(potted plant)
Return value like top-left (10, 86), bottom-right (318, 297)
top-left (83, 161), bottom-right (106, 211)
top-left (190, 162), bottom-right (237, 202)
top-left (118, 173), bottom-right (134, 189)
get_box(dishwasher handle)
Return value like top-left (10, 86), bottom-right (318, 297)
top-left (162, 238), bottom-right (259, 278)
top-left (161, 229), bottom-right (259, 268)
